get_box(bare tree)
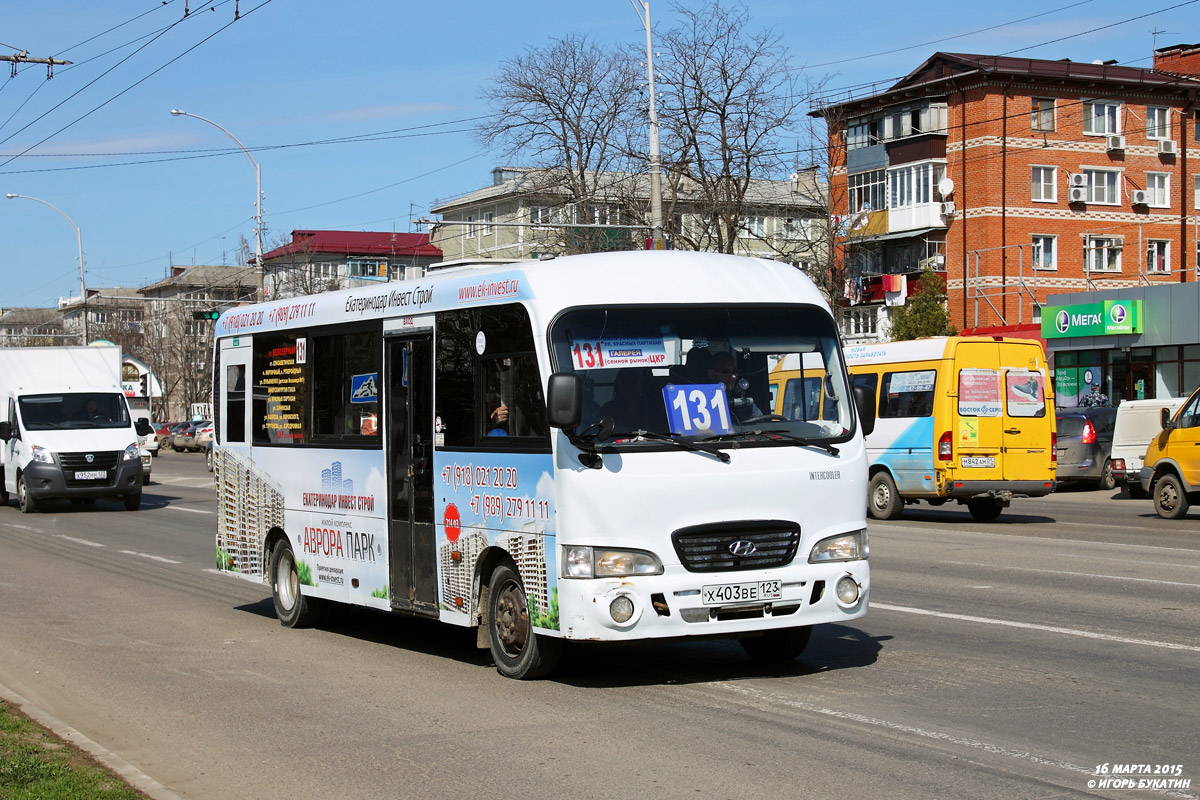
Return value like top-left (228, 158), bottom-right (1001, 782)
top-left (654, 1), bottom-right (811, 254)
top-left (478, 34), bottom-right (643, 251)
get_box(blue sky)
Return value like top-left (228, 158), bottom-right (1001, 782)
top-left (0, 0), bottom-right (1194, 307)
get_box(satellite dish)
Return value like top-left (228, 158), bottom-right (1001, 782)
top-left (938, 178), bottom-right (955, 198)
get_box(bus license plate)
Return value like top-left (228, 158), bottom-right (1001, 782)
top-left (75, 470), bottom-right (106, 480)
top-left (701, 580), bottom-right (782, 605)
top-left (960, 456), bottom-right (995, 468)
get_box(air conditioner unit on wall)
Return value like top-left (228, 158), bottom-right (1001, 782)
top-left (1068, 186), bottom-right (1088, 203)
top-left (940, 202), bottom-right (956, 216)
top-left (1069, 173), bottom-right (1088, 188)
top-left (1158, 139), bottom-right (1178, 156)
top-left (1106, 134), bottom-right (1125, 152)
top-left (1131, 189), bottom-right (1149, 206)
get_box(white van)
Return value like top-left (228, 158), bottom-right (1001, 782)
top-left (1111, 397), bottom-right (1187, 497)
top-left (0, 347), bottom-right (150, 512)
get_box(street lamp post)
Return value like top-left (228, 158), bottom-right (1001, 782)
top-left (6, 193), bottom-right (88, 343)
top-left (170, 109), bottom-right (265, 302)
top-left (631, 0), bottom-right (664, 247)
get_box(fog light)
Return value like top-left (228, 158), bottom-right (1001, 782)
top-left (609, 595), bottom-right (635, 623)
top-left (836, 576), bottom-right (860, 605)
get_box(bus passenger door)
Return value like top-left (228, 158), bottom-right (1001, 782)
top-left (218, 338), bottom-right (251, 460)
top-left (385, 334), bottom-right (438, 616)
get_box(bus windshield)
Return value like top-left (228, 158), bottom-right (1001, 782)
top-left (551, 305), bottom-right (854, 445)
top-left (19, 392), bottom-right (131, 430)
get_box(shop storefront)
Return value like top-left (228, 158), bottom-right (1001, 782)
top-left (1042, 283), bottom-right (1200, 408)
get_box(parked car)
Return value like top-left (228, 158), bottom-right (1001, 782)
top-left (1055, 406), bottom-right (1118, 489)
top-left (172, 420), bottom-right (211, 453)
top-left (1110, 397), bottom-right (1187, 497)
top-left (194, 422), bottom-right (215, 451)
top-left (156, 421), bottom-right (186, 450)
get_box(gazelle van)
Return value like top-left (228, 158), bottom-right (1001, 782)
top-left (0, 346), bottom-right (150, 512)
top-left (842, 337), bottom-right (1057, 521)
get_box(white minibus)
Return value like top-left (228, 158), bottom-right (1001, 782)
top-left (212, 251), bottom-right (873, 678)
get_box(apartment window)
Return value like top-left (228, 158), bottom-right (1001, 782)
top-left (483, 212), bottom-right (494, 235)
top-left (1195, 175), bottom-right (1200, 209)
top-left (848, 169), bottom-right (885, 212)
top-left (1032, 235), bottom-right (1057, 270)
top-left (1083, 100), bottom-right (1121, 135)
top-left (739, 214), bottom-right (766, 238)
top-left (1146, 106), bottom-right (1170, 140)
top-left (783, 217), bottom-right (812, 240)
top-left (1147, 240), bottom-right (1170, 274)
top-left (347, 259), bottom-right (385, 278)
top-left (466, 215), bottom-right (478, 237)
top-left (1031, 166), bottom-right (1057, 202)
top-left (1085, 236), bottom-right (1122, 273)
top-left (1146, 173), bottom-right (1170, 208)
top-left (1085, 168), bottom-right (1121, 204)
top-left (529, 206), bottom-right (552, 225)
top-left (1032, 98), bottom-right (1055, 132)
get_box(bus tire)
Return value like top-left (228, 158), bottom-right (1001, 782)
top-left (17, 473), bottom-right (37, 514)
top-left (271, 539), bottom-right (325, 628)
top-left (487, 563), bottom-right (561, 680)
top-left (868, 472), bottom-right (902, 520)
top-left (1153, 473), bottom-right (1190, 520)
top-left (739, 625), bottom-right (812, 662)
top-left (967, 498), bottom-right (1003, 522)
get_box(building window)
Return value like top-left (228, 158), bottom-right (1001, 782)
top-left (1083, 100), bottom-right (1121, 135)
top-left (1146, 106), bottom-right (1170, 140)
top-left (347, 259), bottom-right (385, 278)
top-left (1031, 166), bottom-right (1057, 202)
top-left (530, 206), bottom-right (551, 225)
top-left (1085, 236), bottom-right (1122, 273)
top-left (739, 214), bottom-right (766, 238)
top-left (848, 169), bottom-right (885, 212)
top-left (1146, 173), bottom-right (1170, 208)
top-left (483, 212), bottom-right (494, 235)
top-left (840, 307), bottom-right (877, 337)
top-left (1146, 240), bottom-right (1170, 274)
top-left (1085, 168), bottom-right (1121, 205)
top-left (1032, 98), bottom-right (1055, 132)
top-left (1032, 235), bottom-right (1057, 270)
top-left (783, 217), bottom-right (812, 240)
top-left (466, 215), bottom-right (478, 237)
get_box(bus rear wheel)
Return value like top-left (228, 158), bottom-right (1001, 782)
top-left (868, 472), bottom-right (902, 520)
top-left (487, 563), bottom-right (561, 680)
top-left (740, 625), bottom-right (812, 662)
top-left (271, 539), bottom-right (325, 628)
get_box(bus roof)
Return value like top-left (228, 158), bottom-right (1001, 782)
top-left (213, 251), bottom-right (832, 339)
top-left (843, 336), bottom-right (1045, 366)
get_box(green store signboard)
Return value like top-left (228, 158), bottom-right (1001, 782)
top-left (1040, 299), bottom-right (1142, 339)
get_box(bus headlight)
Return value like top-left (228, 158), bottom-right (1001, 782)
top-left (809, 530), bottom-right (868, 563)
top-left (123, 442), bottom-right (141, 461)
top-left (562, 546), bottom-right (663, 578)
top-left (30, 445), bottom-right (54, 464)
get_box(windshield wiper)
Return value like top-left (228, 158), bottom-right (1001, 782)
top-left (607, 429), bottom-right (731, 463)
top-left (700, 428), bottom-right (840, 456)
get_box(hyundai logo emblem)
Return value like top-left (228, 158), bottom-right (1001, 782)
top-left (728, 539), bottom-right (757, 557)
top-left (85, 454), bottom-right (94, 463)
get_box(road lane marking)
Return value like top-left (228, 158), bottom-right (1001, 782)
top-left (939, 560), bottom-right (1200, 588)
top-left (872, 602), bottom-right (1200, 652)
top-left (163, 505), bottom-right (213, 515)
top-left (119, 550), bottom-right (181, 564)
top-left (55, 535), bottom-right (105, 548)
top-left (717, 684), bottom-right (1197, 800)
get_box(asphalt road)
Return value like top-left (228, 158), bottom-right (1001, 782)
top-left (0, 453), bottom-right (1197, 799)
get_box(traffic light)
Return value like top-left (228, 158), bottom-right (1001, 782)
top-left (191, 309), bottom-right (221, 321)
top-left (139, 374), bottom-right (149, 397)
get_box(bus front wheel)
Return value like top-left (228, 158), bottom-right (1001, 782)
top-left (271, 539), bottom-right (325, 628)
top-left (487, 563), bottom-right (561, 680)
top-left (1153, 474), bottom-right (1190, 520)
top-left (868, 472), bottom-right (902, 520)
top-left (740, 625), bottom-right (812, 662)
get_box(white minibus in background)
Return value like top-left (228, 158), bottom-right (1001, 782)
top-left (211, 251), bottom-right (874, 679)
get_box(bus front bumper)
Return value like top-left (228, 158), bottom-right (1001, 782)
top-left (553, 559), bottom-right (869, 643)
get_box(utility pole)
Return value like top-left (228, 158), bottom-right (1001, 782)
top-left (0, 51), bottom-right (71, 78)
top-left (631, 1), bottom-right (664, 248)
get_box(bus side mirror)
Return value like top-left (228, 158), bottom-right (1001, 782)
top-left (0, 421), bottom-right (9, 441)
top-left (1161, 407), bottom-right (1173, 431)
top-left (853, 384), bottom-right (875, 437)
top-left (546, 373), bottom-right (582, 430)
top-left (135, 418), bottom-right (154, 437)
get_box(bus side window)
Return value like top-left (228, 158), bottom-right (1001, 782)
top-left (879, 370), bottom-right (935, 418)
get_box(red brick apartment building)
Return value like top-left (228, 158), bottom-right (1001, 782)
top-left (814, 45), bottom-right (1200, 342)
